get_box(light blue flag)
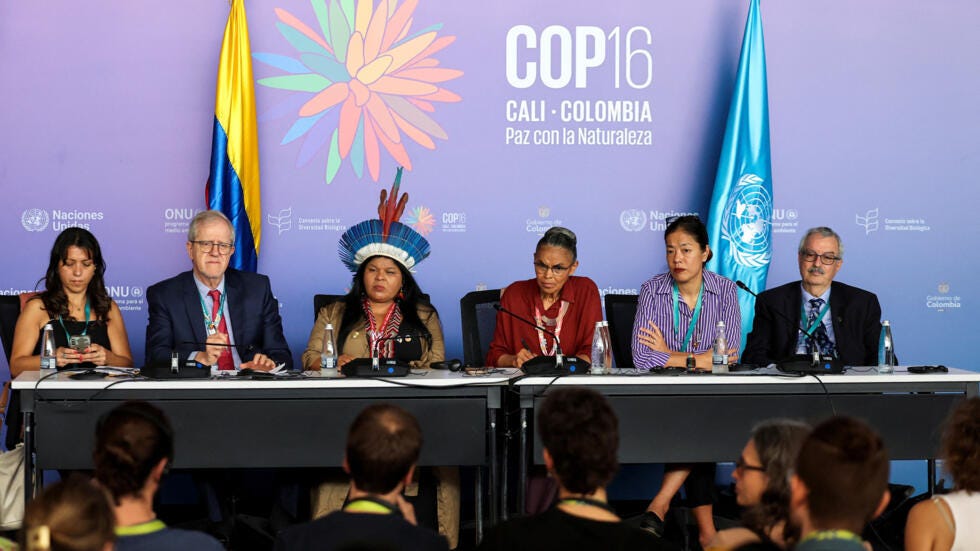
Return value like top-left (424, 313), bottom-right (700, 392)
top-left (705, 0), bottom-right (772, 351)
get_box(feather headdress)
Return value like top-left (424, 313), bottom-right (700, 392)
top-left (338, 168), bottom-right (431, 272)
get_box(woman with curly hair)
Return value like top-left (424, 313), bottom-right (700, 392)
top-left (707, 419), bottom-right (811, 551)
top-left (906, 398), bottom-right (980, 551)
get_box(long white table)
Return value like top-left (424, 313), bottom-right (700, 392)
top-left (513, 366), bottom-right (980, 515)
top-left (13, 368), bottom-right (522, 535)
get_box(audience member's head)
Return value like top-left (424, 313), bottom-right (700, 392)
top-left (791, 416), bottom-right (890, 534)
top-left (941, 397), bottom-right (980, 492)
top-left (538, 387), bottom-right (619, 495)
top-left (345, 404), bottom-right (423, 494)
top-left (21, 476), bottom-right (115, 551)
top-left (735, 420), bottom-right (810, 544)
top-left (93, 401), bottom-right (174, 505)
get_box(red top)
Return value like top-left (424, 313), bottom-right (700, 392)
top-left (486, 276), bottom-right (603, 367)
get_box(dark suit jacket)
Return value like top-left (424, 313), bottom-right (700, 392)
top-left (145, 269), bottom-right (293, 369)
top-left (743, 280), bottom-right (882, 366)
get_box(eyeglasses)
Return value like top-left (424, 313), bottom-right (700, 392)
top-left (534, 261), bottom-right (569, 276)
top-left (190, 240), bottom-right (235, 255)
top-left (734, 456), bottom-right (766, 473)
top-left (800, 250), bottom-right (841, 265)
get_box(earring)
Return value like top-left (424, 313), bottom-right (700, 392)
top-left (397, 288), bottom-right (405, 300)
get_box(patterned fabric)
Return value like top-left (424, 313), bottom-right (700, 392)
top-left (631, 270), bottom-right (741, 370)
top-left (208, 289), bottom-right (234, 370)
top-left (361, 298), bottom-right (404, 358)
top-left (804, 298), bottom-right (836, 356)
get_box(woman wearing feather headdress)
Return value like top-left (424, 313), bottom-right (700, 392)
top-left (301, 168), bottom-right (444, 371)
top-left (303, 169), bottom-right (457, 547)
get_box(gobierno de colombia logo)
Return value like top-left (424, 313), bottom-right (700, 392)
top-left (254, 0), bottom-right (463, 184)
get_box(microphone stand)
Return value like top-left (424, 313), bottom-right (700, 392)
top-left (493, 304), bottom-right (589, 375)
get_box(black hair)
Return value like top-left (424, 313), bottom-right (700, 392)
top-left (37, 228), bottom-right (112, 322)
top-left (664, 215), bottom-right (712, 262)
top-left (536, 226), bottom-right (578, 261)
top-left (538, 387), bottom-right (619, 494)
top-left (337, 255), bottom-right (435, 348)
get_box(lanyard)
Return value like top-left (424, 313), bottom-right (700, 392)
top-left (800, 530), bottom-right (864, 546)
top-left (58, 301), bottom-right (90, 342)
top-left (800, 300), bottom-right (831, 337)
top-left (364, 300), bottom-right (398, 354)
top-left (534, 300), bottom-right (570, 356)
top-left (557, 497), bottom-right (617, 514)
top-left (672, 282), bottom-right (703, 352)
top-left (199, 290), bottom-right (226, 335)
top-left (115, 519), bottom-right (166, 537)
top-left (344, 497), bottom-right (401, 517)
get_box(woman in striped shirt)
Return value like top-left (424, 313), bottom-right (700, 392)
top-left (631, 215), bottom-right (741, 547)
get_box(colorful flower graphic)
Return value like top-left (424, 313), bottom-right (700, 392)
top-left (254, 0), bottom-right (463, 184)
top-left (404, 205), bottom-right (435, 236)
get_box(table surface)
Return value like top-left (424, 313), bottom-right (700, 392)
top-left (513, 365), bottom-right (980, 387)
top-left (12, 367), bottom-right (524, 389)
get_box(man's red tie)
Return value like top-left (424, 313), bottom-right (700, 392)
top-left (208, 289), bottom-right (234, 370)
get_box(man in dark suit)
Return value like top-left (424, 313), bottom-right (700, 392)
top-left (274, 404), bottom-right (449, 551)
top-left (743, 227), bottom-right (882, 366)
top-left (146, 210), bottom-right (292, 371)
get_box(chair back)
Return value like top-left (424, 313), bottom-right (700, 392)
top-left (604, 293), bottom-right (638, 368)
top-left (460, 289), bottom-right (503, 367)
top-left (313, 294), bottom-right (344, 321)
top-left (0, 296), bottom-right (19, 364)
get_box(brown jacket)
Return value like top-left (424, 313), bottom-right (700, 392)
top-left (302, 301), bottom-right (445, 370)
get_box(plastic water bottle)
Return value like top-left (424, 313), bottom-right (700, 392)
top-left (600, 321), bottom-right (612, 374)
top-left (878, 320), bottom-right (894, 374)
top-left (590, 321), bottom-right (608, 375)
top-left (40, 323), bottom-right (57, 371)
top-left (320, 323), bottom-right (337, 370)
top-left (712, 321), bottom-right (729, 373)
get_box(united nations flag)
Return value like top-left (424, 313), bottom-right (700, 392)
top-left (705, 0), bottom-right (772, 350)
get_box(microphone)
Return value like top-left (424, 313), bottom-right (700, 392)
top-left (493, 303), bottom-right (589, 375)
top-left (493, 304), bottom-right (565, 367)
top-left (735, 281), bottom-right (843, 374)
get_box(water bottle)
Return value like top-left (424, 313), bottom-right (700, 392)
top-left (878, 320), bottom-right (894, 374)
top-left (601, 321), bottom-right (612, 374)
top-left (712, 321), bottom-right (729, 373)
top-left (40, 323), bottom-right (57, 371)
top-left (590, 321), bottom-right (607, 375)
top-left (320, 322), bottom-right (337, 370)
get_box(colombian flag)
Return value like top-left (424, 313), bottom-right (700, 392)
top-left (206, 0), bottom-right (261, 272)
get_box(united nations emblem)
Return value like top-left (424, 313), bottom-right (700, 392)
top-left (721, 174), bottom-right (772, 267)
top-left (619, 209), bottom-right (647, 232)
top-left (21, 208), bottom-right (50, 232)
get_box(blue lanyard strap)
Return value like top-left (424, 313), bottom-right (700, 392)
top-left (672, 282), bottom-right (703, 352)
top-left (800, 300), bottom-right (830, 337)
top-left (58, 300), bottom-right (90, 342)
top-left (199, 290), bottom-right (226, 334)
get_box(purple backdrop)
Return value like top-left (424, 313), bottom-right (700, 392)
top-left (1, 0), bottom-right (977, 376)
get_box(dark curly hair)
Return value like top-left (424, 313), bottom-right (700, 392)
top-left (740, 420), bottom-right (811, 546)
top-left (538, 387), bottom-right (619, 495)
top-left (941, 397), bottom-right (980, 492)
top-left (36, 227), bottom-right (113, 322)
top-left (337, 255), bottom-right (435, 349)
top-left (93, 401), bottom-right (174, 504)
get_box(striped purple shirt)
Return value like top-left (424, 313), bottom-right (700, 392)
top-left (631, 270), bottom-right (741, 370)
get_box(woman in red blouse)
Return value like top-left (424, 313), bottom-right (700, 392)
top-left (487, 227), bottom-right (603, 368)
